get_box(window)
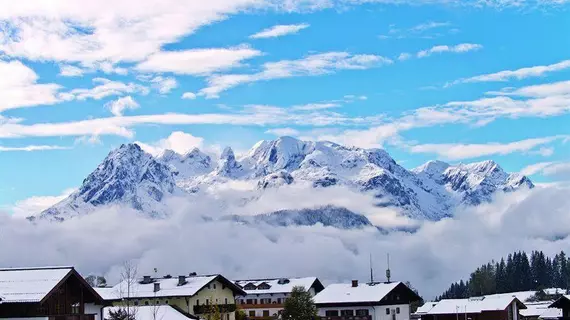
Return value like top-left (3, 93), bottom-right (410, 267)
top-left (156, 300), bottom-right (160, 305)
top-left (249, 311), bottom-right (256, 317)
top-left (71, 303), bottom-right (80, 314)
top-left (340, 310), bottom-right (354, 316)
top-left (206, 299), bottom-right (210, 305)
top-left (247, 299), bottom-right (254, 304)
top-left (207, 284), bottom-right (210, 289)
top-left (214, 284), bottom-right (217, 289)
top-left (396, 307), bottom-right (400, 314)
top-left (165, 300), bottom-right (169, 305)
top-left (225, 298), bottom-right (228, 304)
top-left (277, 298), bottom-right (282, 304)
top-left (356, 309), bottom-right (369, 316)
top-left (386, 308), bottom-right (390, 315)
top-left (396, 295), bottom-right (400, 301)
top-left (263, 310), bottom-right (270, 317)
top-left (325, 310), bottom-right (339, 317)
top-left (145, 301), bottom-right (149, 306)
top-left (134, 301), bottom-right (139, 306)
top-left (196, 299), bottom-right (200, 306)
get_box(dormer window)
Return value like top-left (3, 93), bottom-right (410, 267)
top-left (244, 283), bottom-right (257, 290)
top-left (258, 282), bottom-right (272, 290)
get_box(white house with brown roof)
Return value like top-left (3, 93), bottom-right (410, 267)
top-left (234, 277), bottom-right (324, 320)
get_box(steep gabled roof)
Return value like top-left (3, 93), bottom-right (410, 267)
top-left (427, 295), bottom-right (526, 315)
top-left (314, 281), bottom-right (420, 305)
top-left (0, 266), bottom-right (102, 304)
top-left (104, 305), bottom-right (195, 320)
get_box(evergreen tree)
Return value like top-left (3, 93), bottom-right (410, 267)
top-left (282, 286), bottom-right (317, 320)
top-left (496, 259), bottom-right (507, 293)
top-left (559, 251), bottom-right (568, 288)
top-left (520, 252), bottom-right (532, 290)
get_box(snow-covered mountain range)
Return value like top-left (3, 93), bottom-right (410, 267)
top-left (36, 137), bottom-right (533, 226)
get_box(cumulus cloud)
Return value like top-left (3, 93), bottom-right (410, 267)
top-left (59, 65), bottom-right (85, 77)
top-left (265, 127), bottom-right (301, 136)
top-left (136, 131), bottom-right (205, 156)
top-left (250, 23), bottom-right (310, 39)
top-left (2, 183), bottom-right (570, 299)
top-left (200, 52), bottom-right (393, 98)
top-left (105, 96), bottom-right (140, 117)
top-left (11, 189), bottom-right (76, 219)
top-left (182, 92), bottom-right (197, 100)
top-left (0, 60), bottom-right (63, 112)
top-left (150, 76), bottom-right (178, 94)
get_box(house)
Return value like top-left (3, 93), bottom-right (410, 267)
top-left (412, 302), bottom-right (438, 320)
top-left (418, 294), bottom-right (526, 320)
top-left (99, 273), bottom-right (246, 320)
top-left (313, 280), bottom-right (422, 320)
top-left (548, 295), bottom-right (570, 319)
top-left (234, 277), bottom-right (324, 320)
top-left (0, 266), bottom-right (104, 320)
top-left (520, 301), bottom-right (561, 320)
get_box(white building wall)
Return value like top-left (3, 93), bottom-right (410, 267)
top-left (318, 304), bottom-right (411, 320)
top-left (85, 303), bottom-right (104, 320)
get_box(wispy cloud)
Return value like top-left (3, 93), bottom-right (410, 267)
top-left (265, 127), bottom-right (301, 136)
top-left (406, 136), bottom-right (567, 160)
top-left (448, 59), bottom-right (570, 86)
top-left (417, 43), bottom-right (483, 58)
top-left (150, 76), bottom-right (178, 94)
top-left (0, 144), bottom-right (70, 152)
top-left (135, 46), bottom-right (262, 75)
top-left (64, 78), bottom-right (149, 101)
top-left (520, 161), bottom-right (570, 179)
top-left (200, 52), bottom-right (392, 98)
top-left (250, 23), bottom-right (310, 39)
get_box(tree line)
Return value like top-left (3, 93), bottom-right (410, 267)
top-left (438, 250), bottom-right (570, 300)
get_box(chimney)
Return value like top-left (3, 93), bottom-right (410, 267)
top-left (352, 280), bottom-right (358, 287)
top-left (142, 276), bottom-right (152, 284)
top-left (154, 282), bottom-right (160, 292)
top-left (178, 275), bottom-right (187, 286)
top-left (189, 272), bottom-right (197, 277)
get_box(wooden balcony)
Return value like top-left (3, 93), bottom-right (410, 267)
top-left (48, 315), bottom-right (96, 320)
top-left (238, 303), bottom-right (285, 309)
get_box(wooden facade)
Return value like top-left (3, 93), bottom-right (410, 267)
top-left (0, 268), bottom-right (103, 319)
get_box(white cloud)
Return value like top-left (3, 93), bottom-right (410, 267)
top-left (200, 52), bottom-right (393, 98)
top-left (265, 127), bottom-right (300, 136)
top-left (0, 145), bottom-right (70, 152)
top-left (410, 21), bottom-right (451, 32)
top-left (136, 131), bottom-right (204, 156)
top-left (291, 102), bottom-right (340, 110)
top-left (136, 46), bottom-right (262, 75)
top-left (11, 188), bottom-right (75, 219)
top-left (105, 96), bottom-right (140, 116)
top-left (488, 80), bottom-right (570, 98)
top-left (520, 161), bottom-right (570, 179)
top-left (0, 60), bottom-right (63, 112)
top-left (150, 76), bottom-right (178, 94)
top-left (417, 43), bottom-right (482, 58)
top-left (182, 92), bottom-right (197, 100)
top-left (449, 59), bottom-right (570, 86)
top-left (406, 136), bottom-right (567, 160)
top-left (59, 65), bottom-right (85, 77)
top-left (398, 52), bottom-right (412, 61)
top-left (249, 23), bottom-right (310, 39)
top-left (66, 78), bottom-right (149, 101)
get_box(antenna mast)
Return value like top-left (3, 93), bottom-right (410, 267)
top-left (386, 253), bottom-right (391, 283)
top-left (370, 253), bottom-right (374, 284)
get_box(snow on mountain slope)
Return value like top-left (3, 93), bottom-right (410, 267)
top-left (36, 137), bottom-right (534, 225)
top-left (38, 144), bottom-right (181, 221)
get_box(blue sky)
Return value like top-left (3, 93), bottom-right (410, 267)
top-left (0, 0), bottom-right (569, 210)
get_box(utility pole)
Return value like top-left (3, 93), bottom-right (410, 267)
top-left (386, 253), bottom-right (391, 283)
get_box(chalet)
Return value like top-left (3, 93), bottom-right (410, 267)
top-left (520, 301), bottom-right (561, 320)
top-left (313, 280), bottom-right (422, 320)
top-left (0, 266), bottom-right (104, 320)
top-left (99, 273), bottom-right (246, 320)
top-left (234, 277), bottom-right (324, 320)
top-left (548, 295), bottom-right (570, 319)
top-left (418, 294), bottom-right (526, 320)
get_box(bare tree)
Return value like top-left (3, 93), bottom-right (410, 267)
top-left (115, 260), bottom-right (139, 320)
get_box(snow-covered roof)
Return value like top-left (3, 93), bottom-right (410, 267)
top-left (520, 302), bottom-right (556, 318)
top-left (486, 291), bottom-right (538, 302)
top-left (543, 288), bottom-right (566, 295)
top-left (234, 277), bottom-right (320, 295)
top-left (539, 307), bottom-right (562, 319)
top-left (313, 281), bottom-right (400, 304)
top-left (0, 266), bottom-right (72, 303)
top-left (426, 295), bottom-right (525, 315)
top-left (104, 274), bottom-right (244, 300)
top-left (413, 302), bottom-right (437, 315)
top-left (104, 305), bottom-right (193, 320)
